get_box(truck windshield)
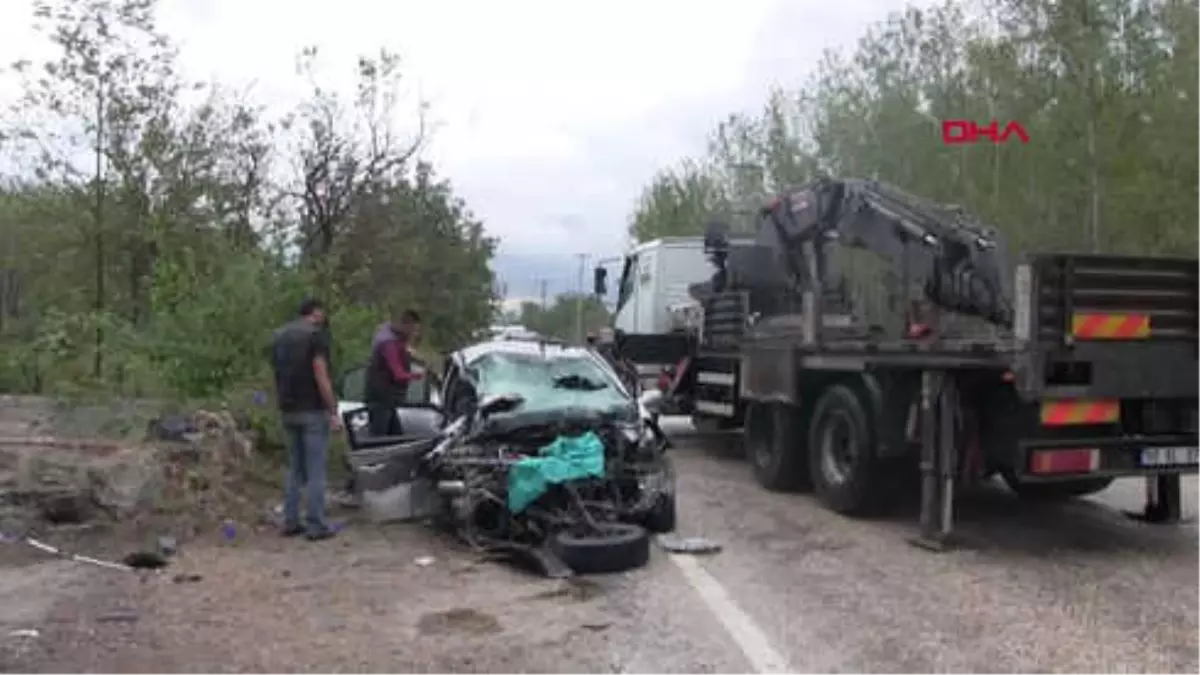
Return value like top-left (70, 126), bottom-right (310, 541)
top-left (614, 255), bottom-right (636, 315)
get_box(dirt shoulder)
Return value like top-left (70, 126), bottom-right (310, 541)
top-left (1, 519), bottom-right (644, 674)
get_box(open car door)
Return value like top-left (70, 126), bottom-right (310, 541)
top-left (336, 359), bottom-right (446, 519)
top-left (336, 358), bottom-right (445, 450)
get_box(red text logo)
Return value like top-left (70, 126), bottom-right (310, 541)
top-left (942, 119), bottom-right (1030, 145)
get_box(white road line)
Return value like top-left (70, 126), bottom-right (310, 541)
top-left (667, 553), bottom-right (793, 674)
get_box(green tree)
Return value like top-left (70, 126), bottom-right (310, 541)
top-left (626, 0), bottom-right (1198, 258)
top-left (519, 294), bottom-right (610, 343)
top-left (0, 0), bottom-right (498, 408)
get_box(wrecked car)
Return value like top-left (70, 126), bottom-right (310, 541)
top-left (337, 338), bottom-right (675, 576)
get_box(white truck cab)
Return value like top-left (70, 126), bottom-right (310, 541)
top-left (603, 237), bottom-right (711, 336)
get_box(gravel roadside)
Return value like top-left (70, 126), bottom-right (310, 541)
top-left (0, 517), bottom-right (748, 673)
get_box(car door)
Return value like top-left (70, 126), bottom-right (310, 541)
top-left (336, 359), bottom-right (445, 449)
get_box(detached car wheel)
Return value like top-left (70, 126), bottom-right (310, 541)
top-left (1000, 471), bottom-right (1114, 499)
top-left (552, 523), bottom-right (650, 574)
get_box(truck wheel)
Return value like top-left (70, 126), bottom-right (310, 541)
top-left (1000, 471), bottom-right (1114, 500)
top-left (692, 414), bottom-right (738, 433)
top-left (745, 401), bottom-right (811, 491)
top-left (807, 384), bottom-right (886, 515)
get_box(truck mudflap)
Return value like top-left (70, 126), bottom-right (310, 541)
top-left (1015, 435), bottom-right (1198, 482)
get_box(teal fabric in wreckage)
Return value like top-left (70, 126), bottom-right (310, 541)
top-left (507, 431), bottom-right (606, 513)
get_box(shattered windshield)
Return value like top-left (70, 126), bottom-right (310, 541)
top-left (468, 350), bottom-right (630, 417)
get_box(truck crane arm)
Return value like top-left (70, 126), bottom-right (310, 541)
top-left (757, 177), bottom-right (1014, 327)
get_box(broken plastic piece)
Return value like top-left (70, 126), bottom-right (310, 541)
top-left (656, 534), bottom-right (722, 555)
top-left (414, 556), bottom-right (436, 567)
top-left (8, 629), bottom-right (39, 638)
top-left (157, 535), bottom-right (178, 557)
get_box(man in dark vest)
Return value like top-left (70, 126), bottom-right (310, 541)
top-left (365, 309), bottom-right (423, 437)
top-left (270, 297), bottom-right (341, 541)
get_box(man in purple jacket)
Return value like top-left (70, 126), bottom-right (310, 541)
top-left (364, 309), bottom-right (424, 437)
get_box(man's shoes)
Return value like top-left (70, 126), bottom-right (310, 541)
top-left (305, 528), bottom-right (337, 542)
top-left (281, 525), bottom-right (305, 537)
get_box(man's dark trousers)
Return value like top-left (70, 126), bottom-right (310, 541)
top-left (282, 411), bottom-right (331, 536)
top-left (367, 403), bottom-right (403, 438)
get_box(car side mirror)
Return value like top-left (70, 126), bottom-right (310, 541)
top-left (593, 266), bottom-right (608, 296)
top-left (479, 392), bottom-right (525, 418)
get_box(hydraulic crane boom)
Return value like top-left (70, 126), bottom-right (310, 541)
top-left (706, 177), bottom-right (1014, 328)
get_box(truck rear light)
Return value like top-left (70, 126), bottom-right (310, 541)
top-left (1029, 448), bottom-right (1100, 475)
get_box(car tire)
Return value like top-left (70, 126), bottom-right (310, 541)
top-left (745, 401), bottom-right (811, 491)
top-left (1000, 471), bottom-right (1114, 500)
top-left (807, 384), bottom-right (889, 515)
top-left (552, 523), bottom-right (650, 574)
top-left (642, 492), bottom-right (677, 533)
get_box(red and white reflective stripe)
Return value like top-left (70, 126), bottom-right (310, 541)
top-left (1028, 448), bottom-right (1101, 475)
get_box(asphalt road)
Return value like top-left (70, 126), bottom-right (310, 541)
top-left (2, 418), bottom-right (1196, 673)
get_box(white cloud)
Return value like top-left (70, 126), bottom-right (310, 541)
top-left (1, 0), bottom-right (918, 278)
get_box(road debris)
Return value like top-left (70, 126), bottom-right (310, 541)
top-left (2, 529), bottom-right (174, 572)
top-left (416, 608), bottom-right (502, 637)
top-left (156, 535), bottom-right (178, 557)
top-left (96, 609), bottom-right (139, 623)
top-left (414, 555), bottom-right (436, 567)
top-left (656, 534), bottom-right (722, 555)
top-left (16, 535), bottom-right (140, 571)
top-left (8, 629), bottom-right (40, 639)
top-left (122, 550), bottom-right (170, 570)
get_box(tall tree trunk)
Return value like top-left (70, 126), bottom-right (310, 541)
top-left (92, 76), bottom-right (106, 379)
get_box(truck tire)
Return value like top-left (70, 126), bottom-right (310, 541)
top-left (552, 523), bottom-right (650, 574)
top-left (807, 384), bottom-right (888, 515)
top-left (745, 401), bottom-right (811, 491)
top-left (1000, 471), bottom-right (1114, 500)
top-left (692, 414), bottom-right (739, 433)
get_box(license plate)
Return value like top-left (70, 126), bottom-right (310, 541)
top-left (1139, 446), bottom-right (1199, 467)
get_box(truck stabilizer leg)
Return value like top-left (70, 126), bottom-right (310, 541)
top-left (910, 370), bottom-right (957, 552)
top-left (1126, 474), bottom-right (1186, 524)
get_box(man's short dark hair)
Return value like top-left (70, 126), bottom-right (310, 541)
top-left (298, 297), bottom-right (324, 317)
top-left (399, 309), bottom-right (421, 324)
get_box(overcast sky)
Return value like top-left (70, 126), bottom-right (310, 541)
top-left (1, 0), bottom-right (917, 300)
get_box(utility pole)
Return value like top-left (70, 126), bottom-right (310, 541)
top-left (574, 253), bottom-right (589, 343)
top-left (539, 279), bottom-right (548, 309)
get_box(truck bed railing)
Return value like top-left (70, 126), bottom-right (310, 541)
top-left (1015, 253), bottom-right (1198, 400)
top-left (1029, 254), bottom-right (1198, 344)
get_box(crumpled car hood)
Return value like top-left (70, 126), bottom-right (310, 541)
top-left (477, 405), bottom-right (638, 440)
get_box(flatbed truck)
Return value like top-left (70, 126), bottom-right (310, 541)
top-left (595, 178), bottom-right (1197, 545)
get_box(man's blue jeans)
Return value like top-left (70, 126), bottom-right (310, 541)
top-left (281, 411), bottom-right (331, 535)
